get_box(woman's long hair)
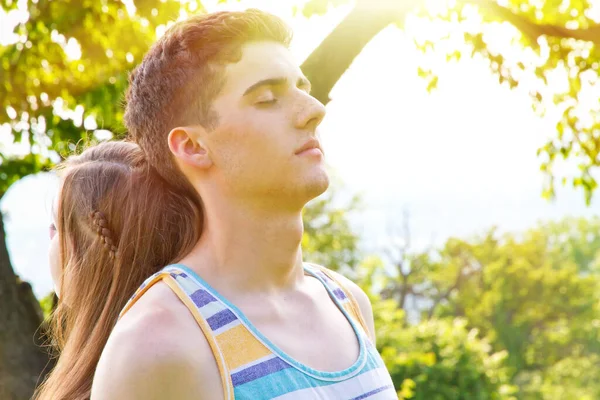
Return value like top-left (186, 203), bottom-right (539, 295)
top-left (33, 141), bottom-right (201, 400)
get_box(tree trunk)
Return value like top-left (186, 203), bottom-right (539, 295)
top-left (301, 1), bottom-right (409, 105)
top-left (0, 210), bottom-right (52, 400)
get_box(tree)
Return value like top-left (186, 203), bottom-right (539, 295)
top-left (0, 214), bottom-right (53, 399)
top-left (302, 185), bottom-right (362, 272)
top-left (519, 355), bottom-right (600, 400)
top-left (2, 0), bottom-right (599, 214)
top-left (0, 0), bottom-right (377, 393)
top-left (0, 1), bottom-right (183, 396)
top-left (302, 0), bottom-right (600, 203)
top-left (357, 257), bottom-right (517, 399)
top-left (535, 216), bottom-right (600, 273)
top-left (372, 217), bottom-right (600, 397)
top-left (2, 0), bottom-right (599, 396)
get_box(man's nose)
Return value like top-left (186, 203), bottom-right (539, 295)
top-left (295, 94), bottom-right (326, 132)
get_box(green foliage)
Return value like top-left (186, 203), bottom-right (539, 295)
top-left (39, 291), bottom-right (55, 320)
top-left (3, 0), bottom-right (600, 396)
top-left (0, 154), bottom-right (52, 196)
top-left (408, 0), bottom-right (600, 203)
top-left (426, 220), bottom-right (600, 377)
top-left (366, 216), bottom-right (600, 397)
top-left (309, 0), bottom-right (600, 202)
top-left (3, 0), bottom-right (599, 203)
top-left (356, 258), bottom-right (517, 399)
top-left (386, 318), bottom-right (517, 400)
top-left (519, 355), bottom-right (600, 400)
top-left (536, 216), bottom-right (600, 272)
top-left (298, 0), bottom-right (351, 17)
top-left (0, 0), bottom-right (195, 198)
top-left (302, 188), bottom-right (362, 272)
top-left (330, 217), bottom-right (600, 397)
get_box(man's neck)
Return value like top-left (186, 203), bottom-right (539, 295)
top-left (178, 197), bottom-right (307, 297)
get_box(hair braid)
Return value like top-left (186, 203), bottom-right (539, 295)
top-left (90, 211), bottom-right (118, 258)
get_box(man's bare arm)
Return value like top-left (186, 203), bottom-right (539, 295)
top-left (91, 284), bottom-right (220, 400)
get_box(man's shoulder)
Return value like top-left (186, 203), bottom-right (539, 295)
top-left (91, 282), bottom-right (221, 399)
top-left (310, 264), bottom-right (377, 344)
top-left (107, 281), bottom-right (191, 353)
top-left (310, 264), bottom-right (371, 306)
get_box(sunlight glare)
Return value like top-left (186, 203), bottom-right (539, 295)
top-left (64, 38), bottom-right (82, 61)
top-left (121, 0), bottom-right (137, 16)
top-left (585, 1), bottom-right (600, 22)
top-left (424, 0), bottom-right (453, 16)
top-left (0, 6), bottom-right (28, 45)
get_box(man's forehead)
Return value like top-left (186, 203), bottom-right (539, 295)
top-left (222, 42), bottom-right (303, 89)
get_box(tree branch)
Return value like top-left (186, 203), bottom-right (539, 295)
top-left (426, 255), bottom-right (477, 319)
top-left (471, 0), bottom-right (600, 45)
top-left (301, 0), bottom-right (600, 106)
top-left (301, 0), bottom-right (413, 105)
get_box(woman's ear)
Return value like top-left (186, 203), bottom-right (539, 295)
top-left (168, 126), bottom-right (213, 170)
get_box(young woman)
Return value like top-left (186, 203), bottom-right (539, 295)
top-left (34, 141), bottom-right (201, 400)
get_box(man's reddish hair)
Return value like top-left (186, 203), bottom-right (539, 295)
top-left (124, 9), bottom-right (292, 207)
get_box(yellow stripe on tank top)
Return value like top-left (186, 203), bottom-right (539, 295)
top-left (118, 273), bottom-right (167, 319)
top-left (216, 323), bottom-right (272, 371)
top-left (162, 275), bottom-right (235, 400)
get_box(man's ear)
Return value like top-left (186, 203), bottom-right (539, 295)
top-left (168, 126), bottom-right (212, 170)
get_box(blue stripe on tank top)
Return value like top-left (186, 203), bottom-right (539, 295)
top-left (234, 368), bottom-right (324, 399)
top-left (231, 357), bottom-right (292, 386)
top-left (350, 384), bottom-right (396, 400)
top-left (234, 353), bottom-right (383, 399)
top-left (332, 287), bottom-right (347, 300)
top-left (206, 308), bottom-right (238, 331)
top-left (189, 288), bottom-right (217, 308)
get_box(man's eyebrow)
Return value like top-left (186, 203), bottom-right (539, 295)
top-left (243, 78), bottom-right (287, 96)
top-left (243, 76), bottom-right (312, 96)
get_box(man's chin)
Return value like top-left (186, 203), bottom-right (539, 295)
top-left (303, 173), bottom-right (330, 201)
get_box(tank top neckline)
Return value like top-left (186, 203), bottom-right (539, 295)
top-left (165, 263), bottom-right (368, 380)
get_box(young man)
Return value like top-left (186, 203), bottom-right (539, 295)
top-left (91, 9), bottom-right (396, 400)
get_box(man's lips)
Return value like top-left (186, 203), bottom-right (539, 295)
top-left (295, 138), bottom-right (323, 155)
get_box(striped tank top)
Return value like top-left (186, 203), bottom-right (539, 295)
top-left (119, 263), bottom-right (397, 399)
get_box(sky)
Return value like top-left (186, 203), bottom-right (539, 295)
top-left (1, 0), bottom-right (598, 298)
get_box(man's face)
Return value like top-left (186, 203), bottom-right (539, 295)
top-left (204, 41), bottom-right (329, 208)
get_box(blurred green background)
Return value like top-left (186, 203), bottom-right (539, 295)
top-left (1, 0), bottom-right (599, 399)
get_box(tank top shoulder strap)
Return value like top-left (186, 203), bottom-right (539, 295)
top-left (302, 263), bottom-right (370, 338)
top-left (118, 269), bottom-right (170, 319)
top-left (118, 266), bottom-right (237, 400)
